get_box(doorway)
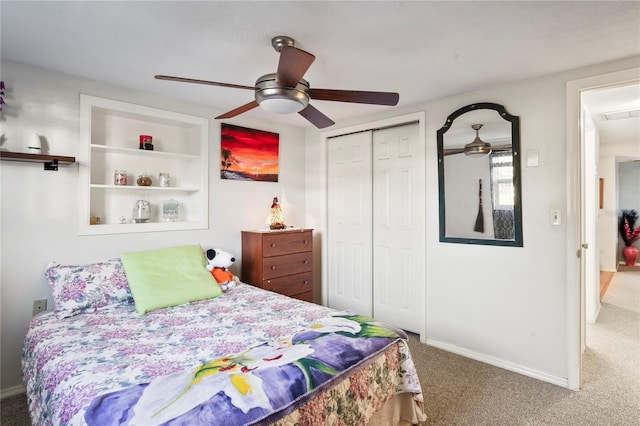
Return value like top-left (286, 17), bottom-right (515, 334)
top-left (582, 83), bottom-right (640, 325)
top-left (566, 67), bottom-right (640, 390)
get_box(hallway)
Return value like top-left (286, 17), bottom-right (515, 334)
top-left (583, 269), bottom-right (640, 423)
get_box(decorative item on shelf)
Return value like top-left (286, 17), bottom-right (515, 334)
top-left (27, 133), bottom-right (41, 154)
top-left (114, 169), bottom-right (127, 185)
top-left (158, 172), bottom-right (170, 187)
top-left (119, 216), bottom-right (128, 224)
top-left (267, 196), bottom-right (285, 230)
top-left (133, 200), bottom-right (151, 223)
top-left (162, 199), bottom-right (179, 222)
top-left (89, 214), bottom-right (101, 225)
top-left (136, 173), bottom-right (152, 186)
top-left (619, 209), bottom-right (640, 267)
top-left (139, 134), bottom-right (153, 150)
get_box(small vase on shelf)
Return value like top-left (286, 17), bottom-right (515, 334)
top-left (622, 246), bottom-right (638, 267)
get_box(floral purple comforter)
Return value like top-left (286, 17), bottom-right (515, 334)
top-left (23, 284), bottom-right (423, 425)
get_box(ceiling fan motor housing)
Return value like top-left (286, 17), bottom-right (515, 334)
top-left (255, 73), bottom-right (310, 114)
top-left (464, 123), bottom-right (492, 157)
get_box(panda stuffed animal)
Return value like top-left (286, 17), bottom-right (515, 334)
top-left (205, 248), bottom-right (239, 292)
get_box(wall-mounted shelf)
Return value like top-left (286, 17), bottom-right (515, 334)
top-left (0, 151), bottom-right (76, 171)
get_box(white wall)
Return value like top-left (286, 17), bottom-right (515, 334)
top-left (0, 61), bottom-right (307, 392)
top-left (306, 56), bottom-right (640, 387)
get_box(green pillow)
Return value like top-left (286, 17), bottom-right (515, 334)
top-left (120, 245), bottom-right (222, 314)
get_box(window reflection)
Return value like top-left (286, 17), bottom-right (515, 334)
top-left (490, 151), bottom-right (515, 239)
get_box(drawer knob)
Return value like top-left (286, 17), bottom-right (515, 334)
top-left (303, 240), bottom-right (308, 244)
top-left (303, 280), bottom-right (308, 284)
top-left (303, 260), bottom-right (309, 264)
top-left (271, 243), bottom-right (277, 247)
top-left (271, 266), bottom-right (277, 270)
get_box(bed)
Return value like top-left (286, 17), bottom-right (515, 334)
top-left (22, 246), bottom-right (427, 425)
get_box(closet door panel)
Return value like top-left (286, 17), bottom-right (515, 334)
top-left (327, 132), bottom-right (373, 316)
top-left (372, 123), bottom-right (424, 333)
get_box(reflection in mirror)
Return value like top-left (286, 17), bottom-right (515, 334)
top-left (437, 103), bottom-right (523, 246)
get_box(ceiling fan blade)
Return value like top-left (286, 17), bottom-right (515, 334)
top-left (443, 148), bottom-right (466, 156)
top-left (444, 144), bottom-right (512, 156)
top-left (215, 101), bottom-right (259, 119)
top-left (155, 75), bottom-right (254, 91)
top-left (276, 46), bottom-right (315, 88)
top-left (309, 88), bottom-right (399, 106)
top-left (298, 104), bottom-right (335, 129)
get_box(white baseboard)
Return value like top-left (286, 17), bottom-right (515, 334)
top-left (0, 384), bottom-right (26, 399)
top-left (424, 338), bottom-right (569, 388)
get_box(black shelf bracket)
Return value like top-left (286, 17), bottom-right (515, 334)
top-left (44, 159), bottom-right (59, 171)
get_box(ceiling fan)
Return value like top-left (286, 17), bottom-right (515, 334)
top-left (155, 36), bottom-right (399, 129)
top-left (443, 124), bottom-right (512, 157)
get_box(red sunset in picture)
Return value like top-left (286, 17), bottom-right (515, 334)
top-left (220, 123), bottom-right (280, 182)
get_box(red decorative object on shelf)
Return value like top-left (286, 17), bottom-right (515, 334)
top-left (623, 246), bottom-right (638, 267)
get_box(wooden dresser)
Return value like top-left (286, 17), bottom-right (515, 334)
top-left (241, 229), bottom-right (313, 303)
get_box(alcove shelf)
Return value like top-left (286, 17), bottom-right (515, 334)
top-left (0, 151), bottom-right (76, 171)
top-left (78, 94), bottom-right (210, 235)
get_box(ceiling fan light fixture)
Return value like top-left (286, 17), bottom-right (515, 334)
top-left (257, 94), bottom-right (308, 114)
top-left (464, 124), bottom-right (492, 157)
top-left (255, 73), bottom-right (310, 114)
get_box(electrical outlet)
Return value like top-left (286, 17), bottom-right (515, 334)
top-left (32, 299), bottom-right (47, 317)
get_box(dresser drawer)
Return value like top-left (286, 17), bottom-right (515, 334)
top-left (292, 291), bottom-right (313, 303)
top-left (262, 252), bottom-right (312, 279)
top-left (263, 272), bottom-right (312, 297)
top-left (263, 231), bottom-right (312, 257)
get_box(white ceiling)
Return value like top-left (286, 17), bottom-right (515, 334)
top-left (1, 1), bottom-right (639, 130)
top-left (581, 83), bottom-right (640, 145)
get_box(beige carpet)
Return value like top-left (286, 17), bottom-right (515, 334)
top-left (407, 269), bottom-right (639, 425)
top-left (2, 272), bottom-right (638, 425)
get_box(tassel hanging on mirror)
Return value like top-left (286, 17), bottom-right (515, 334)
top-left (474, 178), bottom-right (485, 233)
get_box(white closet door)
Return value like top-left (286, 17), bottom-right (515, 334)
top-left (327, 132), bottom-right (373, 316)
top-left (372, 123), bottom-right (424, 333)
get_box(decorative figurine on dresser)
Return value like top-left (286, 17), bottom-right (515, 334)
top-left (241, 228), bottom-right (313, 303)
top-left (267, 196), bottom-right (285, 230)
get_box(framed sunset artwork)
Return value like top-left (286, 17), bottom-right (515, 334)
top-left (220, 123), bottom-right (279, 182)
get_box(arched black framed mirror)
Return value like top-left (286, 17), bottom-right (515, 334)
top-left (437, 102), bottom-right (523, 246)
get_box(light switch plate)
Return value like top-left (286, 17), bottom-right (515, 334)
top-left (527, 150), bottom-right (540, 167)
top-left (550, 208), bottom-right (562, 226)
